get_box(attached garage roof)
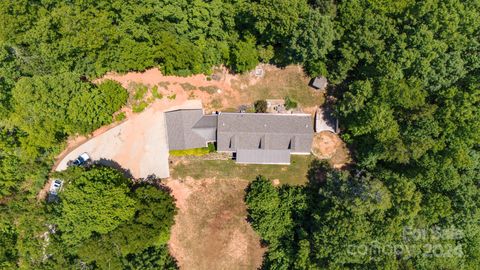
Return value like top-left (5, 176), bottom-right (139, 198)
top-left (236, 149), bottom-right (291, 164)
top-left (165, 109), bottom-right (216, 150)
top-left (192, 114), bottom-right (217, 142)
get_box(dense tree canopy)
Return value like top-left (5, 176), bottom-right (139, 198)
top-left (9, 75), bottom-right (123, 153)
top-left (0, 0), bottom-right (336, 76)
top-left (1, 0), bottom-right (479, 269)
top-left (0, 218), bottom-right (18, 269)
top-left (246, 161), bottom-right (479, 269)
top-left (45, 166), bottom-right (178, 269)
top-left (7, 74), bottom-right (127, 160)
top-left (245, 0), bottom-right (480, 269)
top-left (55, 167), bottom-right (136, 245)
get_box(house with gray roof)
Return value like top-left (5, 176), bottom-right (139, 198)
top-left (164, 109), bottom-right (313, 165)
top-left (217, 112), bottom-right (312, 159)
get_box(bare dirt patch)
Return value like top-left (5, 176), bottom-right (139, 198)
top-left (311, 131), bottom-right (351, 168)
top-left (165, 178), bottom-right (265, 270)
top-left (96, 65), bottom-right (322, 114)
top-left (97, 67), bottom-right (233, 113)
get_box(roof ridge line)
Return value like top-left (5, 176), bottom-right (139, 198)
top-left (219, 112), bottom-right (311, 116)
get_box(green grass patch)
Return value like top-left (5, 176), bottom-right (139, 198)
top-left (223, 107), bottom-right (238, 112)
top-left (152, 86), bottom-right (163, 99)
top-left (132, 101), bottom-right (148, 113)
top-left (133, 84), bottom-right (148, 100)
top-left (210, 98), bottom-right (222, 109)
top-left (284, 96), bottom-right (298, 110)
top-left (114, 112), bottom-right (126, 121)
top-left (180, 83), bottom-right (197, 91)
top-left (167, 94), bottom-right (176, 100)
top-left (198, 86), bottom-right (218, 94)
top-left (171, 154), bottom-right (314, 185)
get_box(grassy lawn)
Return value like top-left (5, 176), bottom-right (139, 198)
top-left (170, 155), bottom-right (315, 185)
top-left (232, 65), bottom-right (324, 108)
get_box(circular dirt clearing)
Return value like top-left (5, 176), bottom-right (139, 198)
top-left (311, 132), bottom-right (351, 168)
top-left (311, 132), bottom-right (341, 158)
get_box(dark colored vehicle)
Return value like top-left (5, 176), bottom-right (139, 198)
top-left (70, 152), bottom-right (91, 166)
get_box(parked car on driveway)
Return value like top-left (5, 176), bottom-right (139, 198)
top-left (69, 152), bottom-right (91, 167)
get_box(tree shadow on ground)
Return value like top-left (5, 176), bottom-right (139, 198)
top-left (306, 159), bottom-right (330, 188)
top-left (95, 158), bottom-right (134, 179)
top-left (94, 159), bottom-right (174, 195)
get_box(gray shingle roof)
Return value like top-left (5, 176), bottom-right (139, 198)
top-left (193, 114), bottom-right (217, 128)
top-left (165, 109), bottom-right (215, 150)
top-left (217, 113), bottom-right (313, 153)
top-left (312, 76), bottom-right (328, 90)
top-left (192, 115), bottom-right (217, 142)
top-left (236, 149), bottom-right (291, 164)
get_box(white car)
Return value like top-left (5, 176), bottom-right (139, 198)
top-left (71, 152), bottom-right (91, 166)
top-left (49, 179), bottom-right (63, 195)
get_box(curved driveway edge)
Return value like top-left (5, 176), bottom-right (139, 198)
top-left (55, 107), bottom-right (170, 179)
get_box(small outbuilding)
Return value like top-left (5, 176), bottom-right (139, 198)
top-left (311, 76), bottom-right (328, 91)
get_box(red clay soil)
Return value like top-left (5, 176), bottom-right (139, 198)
top-left (96, 67), bottom-right (244, 113)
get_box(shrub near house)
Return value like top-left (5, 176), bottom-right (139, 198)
top-left (254, 99), bottom-right (268, 113)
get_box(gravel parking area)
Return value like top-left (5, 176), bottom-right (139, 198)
top-left (55, 106), bottom-right (170, 179)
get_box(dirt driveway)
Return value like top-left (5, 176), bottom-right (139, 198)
top-left (55, 105), bottom-right (170, 179)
